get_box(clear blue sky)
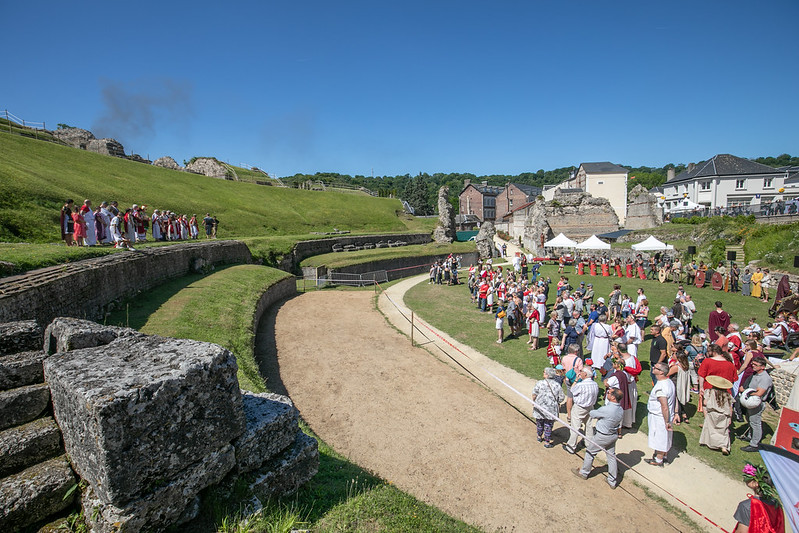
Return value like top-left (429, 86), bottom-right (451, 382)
top-left (3, 1), bottom-right (797, 177)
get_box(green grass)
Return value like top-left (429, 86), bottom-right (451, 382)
top-left (0, 133), bottom-right (421, 243)
top-left (301, 241), bottom-right (477, 269)
top-left (405, 263), bottom-right (782, 479)
top-left (105, 264), bottom-right (291, 392)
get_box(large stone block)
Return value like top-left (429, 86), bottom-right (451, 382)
top-left (0, 320), bottom-right (42, 355)
top-left (0, 350), bottom-right (46, 391)
top-left (0, 417), bottom-right (62, 478)
top-left (44, 334), bottom-right (245, 506)
top-left (233, 392), bottom-right (299, 474)
top-left (249, 431), bottom-right (319, 500)
top-left (0, 383), bottom-right (50, 431)
top-left (43, 317), bottom-right (141, 355)
top-left (0, 455), bottom-right (76, 531)
top-left (82, 444), bottom-right (235, 533)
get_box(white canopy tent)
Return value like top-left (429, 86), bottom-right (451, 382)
top-left (543, 233), bottom-right (577, 248)
top-left (631, 235), bottom-right (675, 251)
top-left (575, 235), bottom-right (611, 250)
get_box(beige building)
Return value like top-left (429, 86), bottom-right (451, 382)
top-left (543, 162), bottom-right (629, 224)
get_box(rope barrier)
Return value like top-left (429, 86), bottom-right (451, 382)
top-left (377, 277), bottom-right (731, 533)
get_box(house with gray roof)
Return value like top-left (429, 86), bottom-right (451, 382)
top-left (660, 154), bottom-right (795, 212)
top-left (459, 180), bottom-right (541, 223)
top-left (543, 162), bottom-right (629, 224)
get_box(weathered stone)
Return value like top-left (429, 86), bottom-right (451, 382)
top-left (0, 260), bottom-right (15, 276)
top-left (81, 444), bottom-right (235, 533)
top-left (233, 392), bottom-right (299, 474)
top-left (433, 186), bottom-right (457, 244)
top-left (86, 138), bottom-right (126, 158)
top-left (44, 334), bottom-right (245, 506)
top-left (0, 320), bottom-right (43, 355)
top-left (0, 351), bottom-right (46, 391)
top-left (43, 317), bottom-right (141, 355)
top-left (51, 127), bottom-right (95, 149)
top-left (626, 184), bottom-right (664, 230)
top-left (186, 157), bottom-right (228, 179)
top-left (0, 455), bottom-right (76, 532)
top-left (474, 221), bottom-right (497, 260)
top-left (153, 156), bottom-right (182, 170)
top-left (0, 417), bottom-right (62, 478)
top-left (249, 431), bottom-right (319, 500)
top-left (0, 383), bottom-right (50, 431)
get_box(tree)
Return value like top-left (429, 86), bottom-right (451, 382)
top-left (403, 174), bottom-right (431, 215)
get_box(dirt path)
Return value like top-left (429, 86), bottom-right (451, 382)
top-left (265, 290), bottom-right (699, 532)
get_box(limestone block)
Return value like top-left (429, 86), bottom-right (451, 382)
top-left (186, 157), bottom-right (228, 179)
top-left (0, 417), bottom-right (62, 478)
top-left (82, 444), bottom-right (235, 533)
top-left (0, 383), bottom-right (50, 431)
top-left (249, 431), bottom-right (319, 500)
top-left (0, 320), bottom-right (43, 355)
top-left (0, 455), bottom-right (76, 531)
top-left (44, 335), bottom-right (245, 506)
top-left (153, 156), bottom-right (182, 170)
top-left (475, 222), bottom-right (496, 259)
top-left (0, 350), bottom-right (46, 390)
top-left (433, 186), bottom-right (456, 244)
top-left (233, 392), bottom-right (299, 474)
top-left (43, 317), bottom-right (141, 355)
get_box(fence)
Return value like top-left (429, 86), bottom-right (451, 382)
top-left (668, 199), bottom-right (799, 221)
top-left (2, 109), bottom-right (50, 140)
top-left (301, 270), bottom-right (389, 289)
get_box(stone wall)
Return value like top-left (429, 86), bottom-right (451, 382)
top-left (280, 233), bottom-right (432, 272)
top-left (186, 158), bottom-right (228, 179)
top-left (309, 251), bottom-right (480, 282)
top-left (625, 185), bottom-right (664, 230)
top-left (0, 241), bottom-right (252, 327)
top-left (771, 366), bottom-right (799, 408)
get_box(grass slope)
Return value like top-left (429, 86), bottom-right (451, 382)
top-left (0, 133), bottom-right (415, 243)
top-left (301, 241), bottom-right (476, 269)
top-left (405, 264), bottom-right (782, 480)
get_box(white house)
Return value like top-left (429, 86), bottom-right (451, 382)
top-left (660, 154), bottom-right (796, 212)
top-left (543, 162), bottom-right (628, 224)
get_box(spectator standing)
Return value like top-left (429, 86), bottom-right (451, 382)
top-left (646, 362), bottom-right (677, 467)
top-left (573, 388), bottom-right (624, 489)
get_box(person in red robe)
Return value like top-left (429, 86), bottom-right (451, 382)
top-left (733, 463), bottom-right (784, 532)
top-left (708, 301), bottom-right (731, 342)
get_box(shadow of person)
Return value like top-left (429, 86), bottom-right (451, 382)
top-left (616, 449), bottom-right (645, 469)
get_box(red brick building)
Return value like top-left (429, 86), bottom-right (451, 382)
top-left (459, 180), bottom-right (541, 223)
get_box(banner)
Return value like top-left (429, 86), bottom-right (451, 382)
top-left (759, 444), bottom-right (799, 533)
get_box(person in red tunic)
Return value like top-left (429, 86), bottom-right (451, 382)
top-left (708, 301), bottom-right (731, 342)
top-left (733, 463), bottom-right (784, 533)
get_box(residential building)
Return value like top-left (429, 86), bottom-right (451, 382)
top-left (459, 180), bottom-right (503, 222)
top-left (495, 183), bottom-right (542, 221)
top-left (543, 162), bottom-right (629, 224)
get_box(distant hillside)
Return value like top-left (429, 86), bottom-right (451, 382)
top-left (0, 133), bottom-right (417, 243)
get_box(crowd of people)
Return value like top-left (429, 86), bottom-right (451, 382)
top-left (59, 199), bottom-right (221, 250)
top-left (461, 255), bottom-right (795, 508)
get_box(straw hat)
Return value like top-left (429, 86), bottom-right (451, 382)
top-left (706, 375), bottom-right (733, 389)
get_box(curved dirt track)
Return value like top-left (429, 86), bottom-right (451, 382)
top-left (263, 290), bottom-right (693, 532)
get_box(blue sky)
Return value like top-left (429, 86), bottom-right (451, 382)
top-left (3, 1), bottom-right (797, 177)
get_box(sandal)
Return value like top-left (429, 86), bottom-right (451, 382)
top-left (544, 442), bottom-right (555, 448)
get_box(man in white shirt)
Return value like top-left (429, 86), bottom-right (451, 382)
top-left (634, 288), bottom-right (647, 313)
top-left (563, 367), bottom-right (599, 454)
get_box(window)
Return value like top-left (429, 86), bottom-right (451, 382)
top-left (484, 209), bottom-right (495, 219)
top-left (597, 181), bottom-right (604, 185)
top-left (764, 177), bottom-right (774, 189)
top-left (484, 197), bottom-right (495, 207)
top-left (736, 179), bottom-right (746, 190)
top-left (509, 199), bottom-right (513, 208)
top-left (700, 181), bottom-right (711, 191)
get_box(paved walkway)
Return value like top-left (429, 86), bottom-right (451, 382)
top-left (378, 273), bottom-right (748, 532)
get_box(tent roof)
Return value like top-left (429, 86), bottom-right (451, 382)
top-left (631, 235), bottom-right (674, 251)
top-left (544, 233), bottom-right (577, 248)
top-left (575, 235), bottom-right (611, 250)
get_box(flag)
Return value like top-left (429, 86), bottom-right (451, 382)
top-left (759, 444), bottom-right (799, 532)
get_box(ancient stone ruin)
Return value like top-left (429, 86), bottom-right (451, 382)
top-left (625, 184), bottom-right (664, 230)
top-left (51, 127), bottom-right (95, 150)
top-left (86, 138), bottom-right (126, 158)
top-left (186, 157), bottom-right (229, 179)
top-left (522, 191), bottom-right (620, 255)
top-left (432, 186), bottom-right (457, 244)
top-left (475, 221), bottom-right (496, 259)
top-left (153, 156), bottom-right (183, 171)
top-left (1, 318), bottom-right (318, 532)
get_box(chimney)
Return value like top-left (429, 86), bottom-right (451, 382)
top-left (687, 163), bottom-right (696, 173)
top-left (481, 181), bottom-right (488, 186)
top-left (667, 168), bottom-right (675, 181)
top-left (464, 178), bottom-right (471, 187)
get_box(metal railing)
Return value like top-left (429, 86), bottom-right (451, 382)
top-left (303, 270), bottom-right (389, 289)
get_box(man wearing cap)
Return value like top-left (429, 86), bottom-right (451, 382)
top-left (596, 297), bottom-right (608, 317)
top-left (563, 364), bottom-right (597, 454)
top-left (582, 283), bottom-right (594, 309)
top-left (646, 362), bottom-right (677, 466)
top-left (740, 357), bottom-right (773, 452)
top-left (573, 387), bottom-right (623, 489)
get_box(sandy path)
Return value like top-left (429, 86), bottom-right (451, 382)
top-left (265, 290), bottom-right (695, 532)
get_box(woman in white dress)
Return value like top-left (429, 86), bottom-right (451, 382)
top-left (589, 314), bottom-right (613, 369)
top-left (535, 289), bottom-right (547, 327)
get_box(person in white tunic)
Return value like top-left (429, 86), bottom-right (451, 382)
top-left (623, 315), bottom-right (643, 358)
top-left (589, 315), bottom-right (613, 370)
top-left (646, 362), bottom-right (677, 466)
top-left (535, 290), bottom-right (547, 326)
top-left (81, 200), bottom-right (96, 246)
top-left (99, 202), bottom-right (113, 244)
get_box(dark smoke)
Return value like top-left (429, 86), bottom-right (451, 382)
top-left (92, 78), bottom-right (194, 147)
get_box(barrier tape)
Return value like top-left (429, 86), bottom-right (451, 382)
top-left (377, 278), bottom-right (730, 533)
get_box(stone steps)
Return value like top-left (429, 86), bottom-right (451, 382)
top-left (0, 455), bottom-right (76, 531)
top-left (0, 417), bottom-right (63, 478)
top-left (725, 244), bottom-right (746, 264)
top-left (0, 382), bottom-right (50, 431)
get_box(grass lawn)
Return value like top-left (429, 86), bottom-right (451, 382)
top-left (104, 266), bottom-right (477, 532)
top-left (405, 263), bottom-right (785, 480)
top-left (301, 241), bottom-right (477, 269)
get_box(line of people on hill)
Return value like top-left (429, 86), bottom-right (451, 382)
top-left (60, 199), bottom-right (220, 250)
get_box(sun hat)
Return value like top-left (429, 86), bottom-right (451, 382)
top-left (597, 297), bottom-right (605, 303)
top-left (706, 375), bottom-right (733, 389)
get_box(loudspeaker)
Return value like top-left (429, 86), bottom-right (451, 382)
top-left (794, 256), bottom-right (799, 268)
top-left (727, 251), bottom-right (737, 261)
top-left (687, 246), bottom-right (696, 255)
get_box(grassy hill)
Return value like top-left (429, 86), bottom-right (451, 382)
top-left (0, 133), bottom-right (426, 243)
